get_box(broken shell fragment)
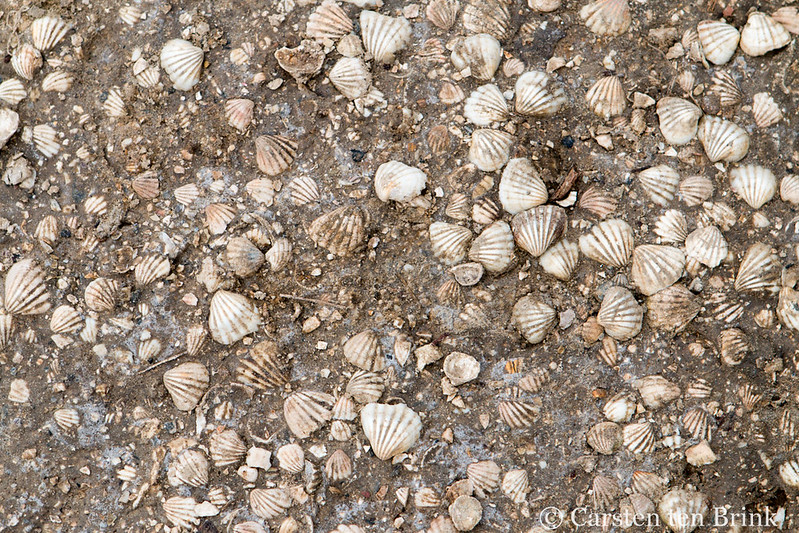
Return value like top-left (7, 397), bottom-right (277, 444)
top-left (634, 375), bottom-right (680, 409)
top-left (284, 390), bottom-right (335, 438)
top-left (134, 255), bottom-right (171, 286)
top-left (0, 79), bottom-right (26, 105)
top-left (163, 362), bottom-right (210, 411)
top-left (226, 237), bottom-right (265, 278)
top-left (427, 0), bottom-right (460, 30)
top-left (361, 403), bottom-right (422, 460)
top-left (237, 340), bottom-right (290, 390)
top-left (658, 489), bottom-right (708, 533)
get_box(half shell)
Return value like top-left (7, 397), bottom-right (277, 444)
top-left (309, 206), bottom-right (367, 256)
top-left (510, 205), bottom-right (566, 257)
top-left (740, 12), bottom-right (790, 56)
top-left (360, 11), bottom-right (411, 64)
top-left (684, 226), bottom-right (727, 268)
top-left (374, 161), bottom-right (427, 202)
top-left (163, 362), bottom-right (209, 411)
top-left (656, 97), bottom-right (702, 145)
top-left (579, 219), bottom-right (634, 268)
top-left (499, 158), bottom-right (548, 214)
top-left (160, 39), bottom-right (203, 91)
top-left (430, 222), bottom-right (472, 265)
top-left (585, 76), bottom-right (626, 119)
top-left (255, 134), bottom-right (297, 176)
top-left (208, 290), bottom-right (262, 345)
top-left (4, 259), bottom-right (50, 315)
top-left (468, 129), bottom-right (513, 172)
top-left (511, 295), bottom-right (557, 344)
top-left (697, 20), bottom-right (739, 65)
top-left (451, 34), bottom-right (502, 81)
top-left (468, 221), bottom-right (515, 273)
top-left (464, 84), bottom-right (509, 126)
top-left (631, 245), bottom-right (685, 296)
top-left (515, 70), bottom-right (568, 116)
top-left (729, 164), bottom-right (777, 209)
top-left (597, 286), bottom-right (643, 341)
top-left (697, 116), bottom-right (749, 163)
top-left (343, 329), bottom-right (386, 371)
top-left (539, 239), bottom-right (579, 281)
top-left (638, 165), bottom-right (680, 206)
top-left (361, 403), bottom-right (422, 460)
top-left (284, 390), bottom-right (335, 438)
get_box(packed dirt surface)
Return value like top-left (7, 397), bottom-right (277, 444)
top-left (2, 0), bottom-right (799, 531)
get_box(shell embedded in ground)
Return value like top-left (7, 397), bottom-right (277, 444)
top-left (630, 245), bottom-right (685, 296)
top-left (163, 362), bottom-right (210, 411)
top-left (4, 259), bottom-right (50, 315)
top-left (430, 222), bottom-right (473, 265)
top-left (739, 12), bottom-right (791, 56)
top-left (585, 76), bottom-right (626, 119)
top-left (284, 390), bottom-right (335, 438)
top-left (450, 33), bottom-right (502, 81)
top-left (255, 134), bottom-right (297, 176)
top-left (697, 20), bottom-right (739, 65)
top-left (515, 70), bottom-right (568, 116)
top-left (208, 290), bottom-right (262, 345)
top-left (160, 39), bottom-right (204, 91)
top-left (498, 158), bottom-right (548, 214)
top-left (597, 286), bottom-right (643, 341)
top-left (374, 161), bottom-right (427, 202)
top-left (360, 403), bottom-right (422, 460)
top-left (343, 329), bottom-right (386, 371)
top-left (308, 206), bottom-right (367, 256)
top-left (579, 219), bottom-right (634, 268)
top-left (463, 84), bottom-right (509, 126)
top-left (511, 295), bottom-right (557, 344)
top-left (360, 11), bottom-right (412, 64)
top-left (510, 205), bottom-right (566, 257)
top-left (579, 0), bottom-right (631, 36)
top-left (656, 97), bottom-right (702, 145)
top-left (468, 129), bottom-right (514, 172)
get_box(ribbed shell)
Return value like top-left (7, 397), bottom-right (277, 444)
top-left (374, 161), bottom-right (427, 202)
top-left (237, 340), bottom-right (290, 390)
top-left (103, 87), bottom-right (126, 117)
top-left (28, 124), bottom-right (60, 158)
top-left (225, 98), bottom-right (254, 132)
top-left (585, 76), bottom-right (626, 119)
top-left (539, 239), bottom-right (579, 281)
top-left (265, 238), bottom-right (293, 272)
top-left (467, 460), bottom-right (501, 497)
top-left (597, 286), bottom-right (643, 341)
top-left (623, 421), bottom-right (656, 454)
top-left (752, 92), bottom-right (782, 128)
top-left (132, 175), bottom-right (159, 199)
top-left (579, 0), bottom-right (631, 36)
top-left (468, 221), bottom-right (515, 273)
top-left (468, 129), bottom-right (513, 172)
top-left (347, 370), bottom-right (385, 403)
top-left (186, 324), bottom-right (207, 357)
top-left (463, 84), bottom-right (509, 126)
top-left (205, 203), bottom-right (236, 234)
top-left (697, 20), bottom-right (740, 65)
top-left (685, 226), bottom-right (727, 268)
top-left (682, 407), bottom-right (712, 441)
top-left (119, 5), bottom-right (144, 25)
top-left (163, 497), bottom-right (199, 529)
top-left (306, 0), bottom-right (353, 41)
top-left (308, 206), bottom-right (367, 256)
top-left (780, 457), bottom-right (799, 489)
top-left (631, 471), bottom-right (666, 501)
top-left (773, 7), bottom-right (799, 34)
top-left (515, 70), bottom-right (568, 116)
top-left (592, 475), bottom-right (622, 511)
top-left (209, 428), bottom-right (247, 466)
top-left (163, 362), bottom-right (209, 411)
top-left (638, 165), bottom-right (680, 206)
top-left (709, 70), bottom-right (742, 107)
top-left (781, 175), bottom-right (799, 204)
top-left (0, 78), bottom-right (27, 105)
top-left (41, 71), bottom-right (73, 93)
top-left (658, 490), bottom-right (708, 533)
top-left (498, 158), bottom-right (548, 214)
top-left (498, 400), bottom-right (539, 428)
top-left (245, 178), bottom-right (276, 206)
top-left (360, 11), bottom-right (411, 64)
top-left (579, 219), bottom-right (634, 268)
top-left (472, 197), bottom-right (500, 224)
top-left (208, 290), bottom-right (262, 345)
top-left (510, 205), bottom-right (566, 257)
top-left (250, 488), bottom-right (291, 520)
top-left (225, 237), bottom-right (264, 278)
top-left (426, 0), bottom-right (460, 30)
top-left (169, 448), bottom-right (209, 487)
top-left (586, 421), bottom-right (622, 454)
top-left (511, 295), bottom-right (557, 344)
top-left (4, 259), bottom-right (50, 315)
top-left (729, 164), bottom-right (777, 209)
top-left (361, 403), bottom-right (422, 460)
top-left (579, 185), bottom-right (617, 218)
top-left (679, 175), bottom-right (713, 206)
top-left (134, 255), bottom-right (170, 286)
top-left (656, 97), bottom-right (702, 145)
top-left (289, 176), bottom-right (320, 205)
top-left (740, 12), bottom-right (790, 56)
top-left (735, 243), bottom-right (780, 292)
top-left (343, 329), bottom-right (385, 371)
top-left (501, 469), bottom-right (530, 504)
top-left (430, 222), bottom-right (472, 265)
top-left (634, 375), bottom-right (680, 409)
top-left (31, 15), bottom-right (70, 51)
top-left (160, 39), bottom-right (203, 91)
top-left (11, 44), bottom-right (42, 80)
top-left (326, 449), bottom-right (353, 483)
top-left (697, 116), bottom-right (749, 163)
top-left (462, 0), bottom-right (512, 41)
top-left (450, 33), bottom-right (502, 81)
top-left (646, 285), bottom-right (700, 333)
top-left (8, 378), bottom-right (30, 403)
top-left (276, 443), bottom-right (305, 473)
top-left (49, 305), bottom-right (80, 334)
top-left (778, 287), bottom-right (799, 331)
top-left (603, 392), bottom-right (636, 423)
top-left (329, 57), bottom-right (371, 100)
top-left (255, 134), bottom-right (297, 176)
top-left (631, 245), bottom-right (685, 296)
top-left (54, 407), bottom-right (80, 430)
top-left (654, 210), bottom-right (688, 244)
top-left (284, 390), bottom-right (335, 438)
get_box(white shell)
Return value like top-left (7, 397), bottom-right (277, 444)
top-left (163, 362), bottom-right (209, 411)
top-left (773, 7), bottom-right (799, 34)
top-left (276, 443), bottom-right (305, 473)
top-left (8, 378), bottom-right (30, 403)
top-left (656, 97), bottom-right (702, 145)
top-left (329, 57), bottom-right (372, 100)
top-left (308, 206), bottom-right (367, 256)
top-left (585, 76), bottom-right (626, 119)
top-left (511, 295), bottom-right (557, 344)
top-left (226, 237), bottom-right (265, 278)
top-left (463, 84), bottom-right (509, 126)
top-left (679, 175), bottom-right (713, 206)
top-left (225, 98), bottom-right (254, 132)
top-left (307, 0), bottom-right (353, 41)
top-left (696, 116), bottom-right (749, 163)
top-left (697, 20), bottom-right (740, 65)
top-left (451, 34), bottom-right (502, 81)
top-left (654, 210), bottom-right (688, 243)
top-left (734, 242), bottom-right (780, 292)
top-left (426, 0), bottom-right (460, 30)
top-left (119, 5), bottom-right (145, 25)
top-left (468, 221), bottom-right (515, 273)
top-left (501, 469), bottom-right (530, 503)
top-left (515, 70), bottom-right (568, 116)
top-left (780, 457), bottom-right (799, 489)
top-left (429, 222), bottom-right (472, 265)
top-left (0, 79), bottom-right (27, 105)
top-left (360, 403), bottom-right (422, 460)
top-left (579, 0), bottom-right (631, 36)
top-left (160, 39), bottom-right (204, 91)
top-left (186, 324), bottom-right (208, 357)
top-left (468, 129), bottom-right (513, 172)
top-left (740, 12), bottom-right (790, 56)
top-left (41, 71), bottom-right (73, 93)
top-left (28, 124), bottom-right (60, 158)
top-left (11, 44), bottom-right (42, 80)
top-left (579, 219), bottom-right (634, 268)
top-left (684, 226), bottom-right (727, 268)
top-left (4, 259), bottom-right (50, 315)
top-left (579, 185), bottom-right (617, 218)
top-left (169, 448), bottom-right (209, 487)
top-left (658, 489), bottom-right (708, 533)
top-left (205, 203), bottom-right (236, 235)
top-left (467, 460), bottom-right (501, 497)
top-left (631, 245), bottom-right (685, 296)
top-left (634, 375), bottom-right (681, 409)
top-left (31, 15), bottom-right (70, 51)
top-left (539, 239), bottom-right (579, 281)
top-left (284, 390), bottom-right (335, 438)
top-left (510, 205), bottom-right (567, 257)
top-left (163, 497), bottom-right (199, 529)
top-left (729, 164), bottom-right (777, 209)
top-left (638, 165), bottom-right (680, 206)
top-left (255, 134), bottom-right (297, 176)
top-left (752, 92), bottom-right (782, 128)
top-left (443, 352), bottom-right (480, 385)
top-left (374, 161), bottom-right (427, 202)
top-left (603, 392), bottom-right (636, 423)
top-left (175, 183), bottom-right (200, 206)
top-left (103, 87), bottom-right (126, 117)
top-left (360, 11), bottom-right (411, 64)
top-left (54, 407), bottom-right (80, 430)
top-left (498, 400), bottom-right (538, 428)
top-left (250, 488), bottom-right (291, 520)
top-left (343, 329), bottom-right (385, 371)
top-left (499, 158), bottom-right (548, 214)
top-left (208, 290), bottom-right (262, 345)
top-left (50, 305), bottom-right (82, 334)
top-left (781, 175), bottom-right (799, 204)
top-left (347, 370), bottom-right (385, 403)
top-left (135, 255), bottom-right (170, 285)
top-left (597, 286), bottom-right (643, 341)
top-left (289, 176), bottom-right (320, 205)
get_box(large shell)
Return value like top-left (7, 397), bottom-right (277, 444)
top-left (4, 259), bottom-right (50, 315)
top-left (169, 448), bottom-right (209, 487)
top-left (515, 70), bottom-right (567, 116)
top-left (160, 39), bottom-right (203, 91)
top-left (734, 243), bottom-right (780, 292)
top-left (451, 34), bottom-right (502, 81)
top-left (498, 158), bottom-right (548, 214)
top-left (462, 0), bottom-right (512, 41)
top-left (361, 403), bottom-right (422, 460)
top-left (0, 79), bottom-right (27, 105)
top-left (306, 0), bottom-right (353, 41)
top-left (468, 221), bottom-right (515, 273)
top-left (579, 219), bottom-right (634, 268)
top-left (697, 20), bottom-right (740, 65)
top-left (208, 290), bottom-right (262, 345)
top-left (631, 245), bottom-right (685, 296)
top-left (585, 76), bottom-right (626, 119)
top-left (226, 237), bottom-right (265, 278)
top-left (634, 375), bottom-right (680, 409)
top-left (740, 12), bottom-right (790, 56)
top-left (255, 134), bottom-right (297, 176)
top-left (586, 421), bottom-right (622, 454)
top-left (237, 340), bottom-right (290, 390)
top-left (468, 129), bottom-right (513, 172)
top-left (539, 239), bottom-right (579, 281)
top-left (11, 44), bottom-right (42, 80)
top-left (510, 205), bottom-right (566, 257)
top-left (374, 161), bottom-right (427, 202)
top-left (32, 15), bottom-right (70, 51)
top-left (579, 0), bottom-right (631, 36)
top-left (696, 116), bottom-right (749, 163)
top-left (656, 97), bottom-right (702, 145)
top-left (343, 329), bottom-right (385, 371)
top-left (598, 286), bottom-right (643, 341)
top-left (646, 285), bottom-right (700, 333)
top-left (684, 226), bottom-right (727, 268)
top-left (360, 11), bottom-right (411, 64)
top-left (163, 362), bottom-right (209, 411)
top-left (430, 222), bottom-right (472, 265)
top-left (284, 390), bottom-right (335, 438)
top-left (250, 488), bottom-right (291, 520)
top-left (511, 295), bottom-right (557, 344)
top-left (329, 57), bottom-right (372, 100)
top-left (464, 84), bottom-right (509, 126)
top-left (729, 164), bottom-right (777, 209)
top-left (658, 489), bottom-right (708, 533)
top-left (308, 206), bottom-right (367, 256)
top-left (638, 165), bottom-right (680, 206)
top-left (426, 0), bottom-right (460, 30)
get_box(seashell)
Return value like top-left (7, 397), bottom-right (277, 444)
top-left (437, 279), bottom-right (463, 305)
top-left (308, 206), bottom-right (367, 256)
top-left (163, 362), bottom-right (209, 411)
top-left (676, 70), bottom-right (695, 93)
top-left (119, 5), bottom-right (144, 25)
top-left (740, 12), bottom-right (790, 56)
top-left (656, 97), bottom-right (702, 145)
top-left (138, 337), bottom-right (162, 362)
top-left (174, 183), bottom-right (200, 207)
top-left (631, 245), bottom-right (685, 296)
top-left (284, 390), bottom-right (335, 438)
top-left (468, 221), bottom-right (515, 273)
top-left (132, 174), bottom-right (160, 199)
top-left (684, 226), bottom-right (727, 268)
top-left (597, 287), bottom-right (643, 341)
top-left (780, 457), bottom-right (799, 489)
top-left (209, 428), bottom-right (247, 466)
top-left (250, 488), bottom-right (291, 520)
top-left (168, 448), bottom-right (209, 488)
top-left (451, 262), bottom-right (483, 287)
top-left (102, 87), bottom-right (126, 117)
top-left (50, 305), bottom-right (81, 334)
top-left (186, 324), bottom-right (207, 357)
top-left (638, 165), bottom-right (680, 206)
top-left (8, 378), bottom-right (30, 403)
top-left (246, 178), bottom-right (276, 206)
top-left (265, 238), bottom-right (293, 271)
top-left (623, 421), bottom-right (656, 454)
top-left (751, 92), bottom-right (782, 128)
top-left (646, 285), bottom-right (700, 333)
top-left (603, 393), bottom-right (636, 423)
top-left (468, 129), bottom-right (513, 172)
top-left (0, 79), bottom-right (27, 105)
top-left (448, 496), bottom-right (482, 531)
top-left (31, 15), bottom-right (70, 52)
top-left (446, 193), bottom-right (469, 220)
top-left (631, 471), bottom-right (666, 501)
top-left (779, 286), bottom-right (799, 331)
top-left (133, 59), bottom-right (160, 88)
top-left (451, 34), bottom-right (502, 81)
top-left (361, 402), bottom-right (422, 460)
top-left (347, 370), bottom-right (384, 403)
top-left (579, 185), bottom-right (617, 218)
top-left (528, 242), bottom-right (576, 285)
top-left (443, 352), bottom-right (479, 386)
top-left (4, 259), bottom-right (50, 315)
top-left (464, 84), bottom-right (509, 126)
top-left (307, 0), bottom-right (352, 41)
top-left (658, 489), bottom-right (708, 533)
top-left (225, 237), bottom-right (265, 278)
top-left (718, 328), bottom-right (750, 366)
top-left (27, 124), bottom-right (60, 158)
top-left (462, 0), bottom-right (512, 41)
top-left (54, 407), bottom-right (80, 430)
top-left (333, 394), bottom-right (357, 421)
top-left (427, 0), bottom-right (460, 30)
top-left (41, 71), bottom-right (73, 92)
top-left (326, 449), bottom-right (353, 483)
top-left (330, 420), bottom-right (352, 441)
top-left (585, 76), bottom-right (626, 119)
top-left (738, 383), bottom-right (761, 411)
top-left (255, 134), bottom-right (296, 176)
top-left (634, 375), bottom-right (680, 409)
top-left (511, 205), bottom-right (566, 258)
top-left (729, 164), bottom-right (776, 209)
top-left (83, 195), bottom-right (108, 217)
top-left (498, 158), bottom-right (547, 214)
top-left (205, 203), bottom-right (236, 235)
top-left (586, 421), bottom-right (622, 454)
top-left (440, 81), bottom-right (466, 105)
top-left (682, 407), bottom-right (712, 441)
top-left (515, 70), bottom-right (568, 116)
top-left (735, 243), bottom-right (780, 292)
top-left (679, 175), bottom-right (713, 206)
top-left (11, 44), bottom-right (42, 80)
top-left (592, 475), bottom-right (621, 511)
top-left (498, 400), bottom-right (539, 428)
top-left (708, 70), bottom-right (742, 107)
top-left (289, 176), bottom-right (320, 205)
top-left (160, 39), bottom-right (203, 91)
top-left (163, 497), bottom-right (199, 529)
top-left (511, 296), bottom-right (557, 344)
top-left (329, 57), bottom-right (372, 99)
top-left (276, 443), bottom-right (305, 473)
top-left (429, 222), bottom-right (472, 265)
top-left (579, 219), bottom-right (634, 268)
top-left (472, 197), bottom-right (501, 225)
top-left (696, 116), bottom-right (749, 163)
top-left (501, 470), bottom-right (530, 504)
top-left (579, 0), bottom-right (631, 36)
top-left (374, 161), bottom-right (427, 202)
top-left (467, 460), bottom-right (501, 497)
top-left (428, 125), bottom-right (451, 156)
top-left (225, 98), bottom-right (254, 133)
top-left (208, 290), bottom-right (262, 345)
top-left (686, 378), bottom-right (712, 399)
top-left (654, 210), bottom-right (688, 244)
top-left (360, 11), bottom-right (411, 64)
top-left (237, 340), bottom-right (290, 390)
top-left (134, 255), bottom-right (170, 286)
top-left (781, 175), bottom-right (799, 204)
top-left (697, 20), bottom-right (739, 65)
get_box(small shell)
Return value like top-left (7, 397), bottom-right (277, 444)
top-left (134, 255), bottom-right (170, 286)
top-left (27, 124), bottom-right (60, 158)
top-left (579, 185), bottom-right (617, 218)
top-left (781, 175), bottom-right (799, 204)
top-left (656, 97), bottom-right (702, 145)
top-left (592, 475), bottom-right (622, 511)
top-left (751, 92), bottom-right (782, 128)
top-left (464, 84), bottom-right (509, 126)
top-left (467, 460), bottom-right (501, 497)
top-left (697, 20), bottom-right (740, 65)
top-left (597, 286), bottom-right (643, 341)
top-left (443, 351), bottom-right (480, 385)
top-left (119, 5), bottom-right (144, 25)
top-left (31, 15), bottom-right (70, 51)
top-left (11, 44), bottom-right (42, 80)
top-left (586, 421), bottom-right (623, 454)
top-left (209, 428), bottom-right (247, 466)
top-left (511, 295), bottom-right (557, 344)
top-left (498, 400), bottom-right (539, 428)
top-left (468, 129), bottom-right (513, 172)
top-left (250, 488), bottom-right (291, 520)
top-left (579, 0), bottom-right (631, 36)
top-left (175, 183), bottom-right (200, 206)
top-left (646, 285), bottom-right (700, 333)
top-left (740, 12), bottom-right (790, 56)
top-left (773, 7), bottom-right (799, 34)
top-left (160, 39), bottom-right (203, 91)
top-left (205, 203), bottom-right (236, 235)
top-left (501, 470), bottom-right (530, 504)
top-left (186, 324), bottom-right (207, 357)
top-left (498, 158), bottom-right (548, 214)
top-left (329, 57), bottom-right (372, 100)
top-left (237, 340), bottom-right (290, 390)
top-left (225, 98), bottom-right (254, 133)
top-left (631, 471), bottom-right (666, 501)
top-left (634, 375), bottom-right (680, 409)
top-left (468, 221), bottom-right (515, 273)
top-left (440, 81), bottom-right (466, 104)
top-left (169, 448), bottom-right (209, 487)
top-left (284, 390), bottom-right (335, 438)
top-left (326, 449), bottom-right (353, 483)
top-left (654, 210), bottom-right (688, 244)
top-left (631, 245), bottom-right (685, 296)
top-left (539, 239), bottom-right (579, 281)
top-left (451, 34), bottom-right (502, 81)
top-left (685, 226), bottom-right (727, 268)
top-left (163, 362), bottom-right (210, 411)
top-left (658, 490), bottom-right (708, 533)
top-left (679, 175), bottom-right (713, 206)
top-left (729, 164), bottom-right (777, 209)
top-left (360, 11), bottom-right (411, 64)
top-left (427, 0), bottom-right (460, 29)
top-left (307, 0), bottom-right (353, 41)
top-left (265, 238), bottom-right (293, 271)
top-left (101, 87), bottom-right (126, 118)
top-left (50, 305), bottom-right (81, 334)
top-left (697, 116), bottom-right (749, 163)
top-left (603, 393), bottom-right (636, 423)
top-left (208, 290), bottom-right (262, 345)
top-left (308, 206), bottom-right (367, 256)
top-left (343, 329), bottom-right (385, 372)
top-left (41, 71), bottom-right (73, 93)
top-left (0, 79), bottom-right (27, 105)
top-left (780, 457), bottom-right (799, 489)
top-left (374, 161), bottom-right (427, 202)
top-left (446, 193), bottom-right (469, 220)
top-left (734, 243), bottom-right (780, 293)
top-left (4, 259), bottom-right (50, 315)
top-left (462, 0), bottom-right (512, 41)
top-left (472, 197), bottom-right (500, 224)
top-left (638, 165), bottom-right (680, 206)
top-left (255, 134), bottom-right (297, 176)
top-left (511, 205), bottom-right (567, 257)
top-left (289, 176), bottom-right (320, 205)
top-left (585, 76), bottom-right (626, 119)
top-left (623, 421), bottom-right (656, 454)
top-left (361, 402), bottom-right (422, 460)
top-left (246, 178), bottom-right (276, 206)
top-left (515, 70), bottom-right (568, 116)
top-left (718, 328), bottom-right (750, 366)
top-left (163, 497), bottom-right (199, 529)
top-left (430, 222), bottom-right (472, 265)
top-left (226, 237), bottom-right (265, 278)
top-left (277, 443), bottom-right (305, 473)
top-left (579, 219), bottom-right (634, 268)
top-left (682, 407), bottom-right (713, 442)
top-left (347, 370), bottom-right (385, 403)
top-left (132, 174), bottom-right (159, 199)
top-left (54, 407), bottom-right (80, 430)
top-left (8, 378), bottom-right (30, 403)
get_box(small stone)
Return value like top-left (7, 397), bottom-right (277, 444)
top-left (302, 316), bottom-right (321, 333)
top-left (416, 343), bottom-right (444, 371)
top-left (448, 495), bottom-right (482, 531)
top-left (194, 501), bottom-right (219, 517)
top-left (237, 465), bottom-right (259, 482)
top-left (246, 447), bottom-right (271, 470)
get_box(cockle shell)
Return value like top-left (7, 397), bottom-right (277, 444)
top-left (502, 469), bottom-right (530, 503)
top-left (656, 97), bottom-right (702, 145)
top-left (740, 12), bottom-right (790, 56)
top-left (646, 285), bottom-right (700, 333)
top-left (374, 161), bottom-right (427, 202)
top-left (658, 489), bottom-right (708, 533)
top-left (134, 255), bottom-right (170, 285)
top-left (347, 370), bottom-right (385, 403)
top-left (451, 34), bottom-right (502, 81)
top-left (780, 457), bottom-right (799, 489)
top-left (284, 390), bottom-right (335, 438)
top-left (654, 210), bottom-right (688, 244)
top-left (709, 70), bottom-right (742, 107)
top-left (208, 290), bottom-right (262, 345)
top-left (729, 164), bottom-right (777, 209)
top-left (718, 328), bottom-right (749, 366)
top-left (430, 222), bottom-right (472, 265)
top-left (185, 324), bottom-right (207, 357)
top-left (255, 134), bottom-right (297, 176)
top-left (462, 0), bottom-right (512, 41)
top-left (426, 0), bottom-right (460, 30)
top-left (539, 239), bottom-right (579, 281)
top-left (54, 407), bottom-right (80, 430)
top-left (11, 44), bottom-right (42, 80)
top-left (684, 226), bottom-right (727, 268)
top-left (169, 448), bottom-right (209, 487)
top-left (682, 406), bottom-right (713, 441)
top-left (515, 70), bottom-right (568, 116)
top-left (679, 175), bottom-right (713, 206)
top-left (226, 237), bottom-right (265, 278)
top-left (586, 76), bottom-right (626, 119)
top-left (119, 5), bottom-right (144, 25)
top-left (160, 39), bottom-right (203, 91)
top-left (468, 129), bottom-right (513, 172)
top-left (276, 443), bottom-right (305, 473)
top-left (225, 99), bottom-right (254, 132)
top-left (634, 375), bottom-right (680, 409)
top-left (511, 205), bottom-right (566, 257)
top-left (597, 286), bottom-right (643, 341)
top-left (307, 0), bottom-right (353, 41)
top-left (0, 79), bottom-right (26, 105)
top-left (84, 278), bottom-right (119, 312)
top-left (4, 259), bottom-right (50, 315)
top-left (131, 174), bottom-right (159, 199)
top-left (498, 400), bottom-right (539, 428)
top-left (361, 403), bottom-right (422, 460)
top-left (343, 329), bottom-right (385, 371)
top-left (752, 92), bottom-right (782, 128)
top-left (250, 488), bottom-right (291, 520)
top-left (103, 87), bottom-right (126, 117)
top-left (579, 219), bottom-right (634, 268)
top-left (205, 203), bottom-right (236, 234)
top-left (245, 178), bottom-right (276, 206)
top-left (26, 124), bottom-right (60, 158)
top-left (237, 340), bottom-right (290, 390)
top-left (696, 116), bottom-right (749, 163)
top-left (638, 165), bottom-right (680, 206)
top-left (309, 206), bottom-right (367, 256)
top-left (734, 243), bottom-right (780, 292)
top-left (41, 71), bottom-right (73, 92)
top-left (579, 0), bottom-right (631, 36)
top-left (603, 392), bottom-right (636, 423)
top-left (326, 449), bottom-right (353, 483)
top-left (330, 57), bottom-right (372, 100)
top-left (468, 221), bottom-right (515, 273)
top-left (697, 20), bottom-right (739, 65)
top-left (499, 158), bottom-right (548, 214)
top-left (511, 295), bottom-right (557, 344)
top-left (579, 185), bottom-right (617, 218)
top-left (209, 428), bottom-right (246, 466)
top-left (587, 421), bottom-right (622, 454)
top-left (163, 362), bottom-right (209, 411)
top-left (631, 245), bottom-right (685, 296)
top-left (360, 11), bottom-right (411, 64)
top-left (34, 215), bottom-right (58, 246)
top-left (174, 183), bottom-right (200, 206)
top-left (467, 460), bottom-right (501, 497)
top-left (289, 176), bottom-right (320, 205)
top-left (163, 497), bottom-right (199, 529)
top-left (50, 305), bottom-right (82, 334)
top-left (265, 238), bottom-right (292, 271)
top-left (464, 84), bottom-right (509, 126)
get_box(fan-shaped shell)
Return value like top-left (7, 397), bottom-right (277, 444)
top-left (634, 375), bottom-right (680, 409)
top-left (430, 222), bottom-right (472, 265)
top-left (598, 286), bottom-right (643, 341)
top-left (343, 329), bottom-right (385, 371)
top-left (631, 245), bottom-right (685, 296)
top-left (250, 488), bottom-right (291, 520)
top-left (638, 165), bottom-right (680, 206)
top-left (579, 219), bottom-right (634, 268)
top-left (225, 237), bottom-right (265, 278)
top-left (329, 57), bottom-right (372, 100)
top-left (697, 116), bottom-right (749, 163)
top-left (360, 11), bottom-right (411, 64)
top-left (308, 206), bottom-right (367, 256)
top-left (511, 205), bottom-right (566, 257)
top-left (781, 175), bottom-right (799, 204)
top-left (374, 161), bottom-right (427, 202)
top-left (464, 84), bottom-right (509, 126)
top-left (50, 305), bottom-right (81, 334)
top-left (426, 0), bottom-right (460, 30)
top-left (451, 34), bottom-right (502, 81)
top-left (501, 469), bottom-right (530, 503)
top-left (729, 164), bottom-right (777, 209)
top-left (163, 362), bottom-right (209, 411)
top-left (31, 15), bottom-right (70, 51)
top-left (740, 12), bottom-right (790, 56)
top-left (284, 390), bottom-right (335, 438)
top-left (265, 238), bottom-right (292, 272)
top-left (780, 457), bottom-right (799, 489)
top-left (185, 324), bottom-right (207, 357)
top-left (134, 255), bottom-right (170, 286)
top-left (0, 78), bottom-right (27, 105)
top-left (237, 340), bottom-right (290, 390)
top-left (255, 134), bottom-right (297, 176)
top-left (462, 0), bottom-right (512, 41)
top-left (208, 290), bottom-right (262, 345)
top-left (682, 406), bottom-right (713, 441)
top-left (307, 0), bottom-right (353, 41)
top-left (586, 421), bottom-right (622, 454)
top-left (498, 400), bottom-right (539, 428)
top-left (752, 92), bottom-right (782, 128)
top-left (679, 175), bottom-right (713, 206)
top-left (654, 210), bottom-right (688, 244)
top-left (209, 428), bottom-right (246, 466)
top-left (34, 215), bottom-right (58, 246)
top-left (163, 497), bottom-right (199, 529)
top-left (658, 489), bottom-right (708, 533)
top-left (586, 76), bottom-right (626, 119)
top-left (468, 221), bottom-right (515, 273)
top-left (515, 70), bottom-right (567, 116)
top-left (734, 242), bottom-right (780, 292)
top-left (347, 370), bottom-right (385, 403)
top-left (54, 407), bottom-right (80, 430)
top-left (467, 460), bottom-right (501, 497)
top-left (468, 129), bottom-right (513, 172)
top-left (276, 443), bottom-right (305, 473)
top-left (539, 239), bottom-right (579, 281)
top-left (205, 203), bottom-right (236, 235)
top-left (131, 174), bottom-right (159, 200)
top-left (326, 449), bottom-right (353, 483)
top-left (592, 475), bottom-right (622, 511)
top-left (579, 0), bottom-right (631, 36)
top-left (603, 393), bottom-right (636, 423)
top-left (4, 259), bottom-right (50, 315)
top-left (41, 71), bottom-right (73, 93)
top-left (685, 226), bottom-right (727, 268)
top-left (579, 185), bottom-right (617, 218)
top-left (160, 39), bottom-right (203, 91)
top-left (289, 176), bottom-right (320, 205)
top-left (11, 44), bottom-right (42, 80)
top-left (225, 98), bottom-right (254, 132)
top-left (656, 97), bottom-right (702, 145)
top-left (169, 448), bottom-right (209, 487)
top-left (697, 20), bottom-right (740, 65)
top-left (28, 124), bottom-right (60, 158)
top-left (646, 285), bottom-right (700, 333)
top-left (361, 403), bottom-right (422, 460)
top-left (511, 295), bottom-right (557, 344)
top-left (498, 158), bottom-right (548, 214)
